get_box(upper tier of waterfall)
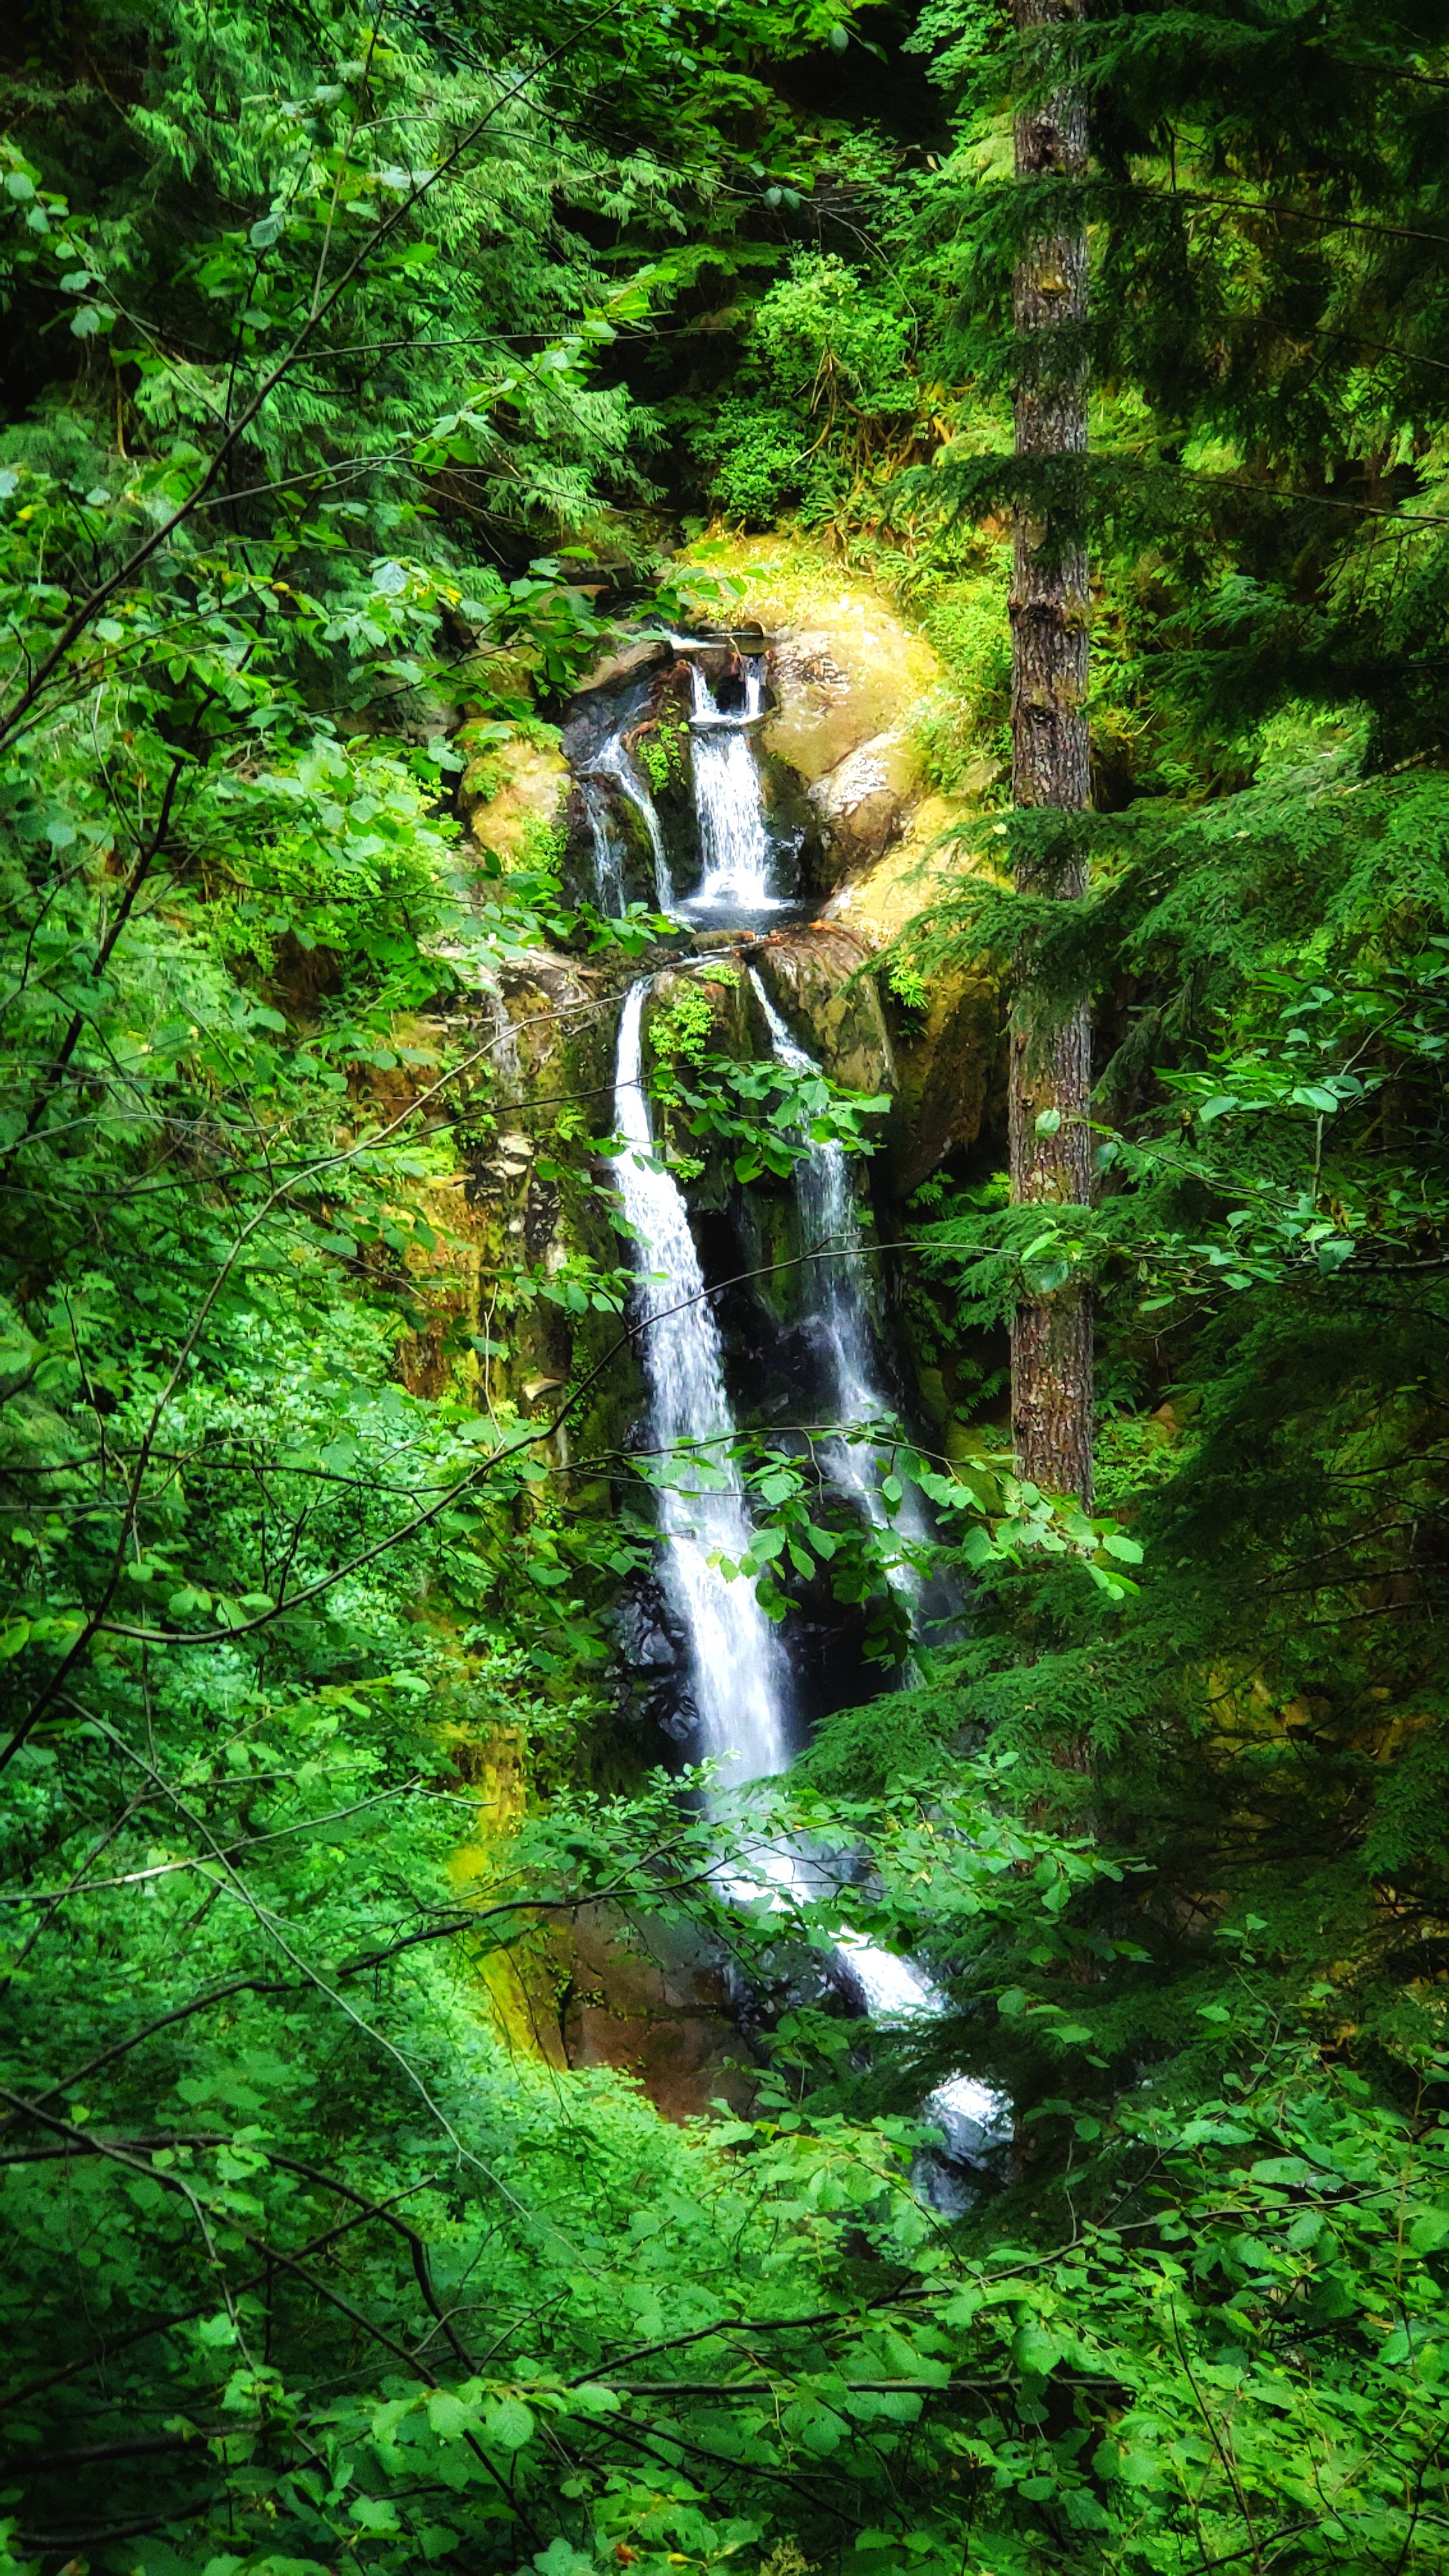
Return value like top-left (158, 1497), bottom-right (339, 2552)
top-left (683, 656), bottom-right (783, 921)
top-left (571, 642), bottom-right (792, 924)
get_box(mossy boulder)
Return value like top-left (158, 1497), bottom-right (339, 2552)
top-left (822, 779), bottom-right (996, 946)
top-left (766, 627), bottom-right (930, 788)
top-left (749, 926), bottom-right (894, 1098)
top-left (889, 964), bottom-right (1002, 1195)
top-left (808, 727), bottom-right (921, 884)
top-left (459, 723), bottom-right (569, 869)
top-left (823, 786), bottom-right (1004, 1191)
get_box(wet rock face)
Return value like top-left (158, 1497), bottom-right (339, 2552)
top-left (548, 1901), bottom-right (756, 2120)
top-left (440, 948), bottom-right (645, 1458)
top-left (550, 1901), bottom-right (843, 2122)
top-left (559, 664), bottom-right (687, 910)
top-left (750, 926), bottom-right (894, 1099)
top-left (610, 1581), bottom-right (692, 1749)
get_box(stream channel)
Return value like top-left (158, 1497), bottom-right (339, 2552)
top-left (567, 630), bottom-right (1002, 2189)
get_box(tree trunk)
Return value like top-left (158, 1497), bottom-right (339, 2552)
top-left (1008, 0), bottom-right (1093, 1507)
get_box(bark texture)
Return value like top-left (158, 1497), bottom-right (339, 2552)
top-left (1008, 0), bottom-right (1094, 1506)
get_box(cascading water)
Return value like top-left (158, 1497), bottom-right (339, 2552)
top-left (594, 650), bottom-right (1003, 2176)
top-left (746, 972), bottom-right (1003, 2163)
top-left (749, 969), bottom-right (934, 1600)
top-left (612, 981), bottom-right (791, 1788)
top-left (588, 732), bottom-right (673, 914)
top-left (580, 779), bottom-right (627, 915)
top-left (686, 657), bottom-right (781, 917)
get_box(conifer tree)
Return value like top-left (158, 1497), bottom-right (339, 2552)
top-left (1007, 0), bottom-right (1094, 1505)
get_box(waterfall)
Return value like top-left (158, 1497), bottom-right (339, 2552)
top-left (613, 981), bottom-right (792, 1788)
top-left (601, 804), bottom-right (1003, 2171)
top-left (588, 734), bottom-right (673, 914)
top-left (747, 970), bottom-right (1004, 2166)
top-left (687, 657), bottom-right (779, 916)
top-left (749, 970), bottom-right (933, 1598)
top-left (840, 1943), bottom-right (1004, 2170)
top-left (581, 779), bottom-right (626, 914)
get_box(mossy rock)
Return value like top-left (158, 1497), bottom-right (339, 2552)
top-left (456, 952), bottom-right (647, 1458)
top-left (749, 926), bottom-right (894, 1098)
top-left (887, 963), bottom-right (1002, 1195)
top-left (459, 724), bottom-right (569, 869)
top-left (823, 788), bottom-right (1005, 1192)
top-left (678, 535), bottom-right (940, 790)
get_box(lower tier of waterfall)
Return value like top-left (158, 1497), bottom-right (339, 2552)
top-left (749, 967), bottom-right (935, 1606)
top-left (612, 967), bottom-right (1004, 2174)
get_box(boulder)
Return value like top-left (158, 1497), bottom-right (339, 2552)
top-left (890, 960), bottom-right (1002, 1194)
top-left (809, 728), bottom-right (920, 882)
top-left (822, 787), bottom-right (1004, 1192)
top-left (823, 778), bottom-right (998, 946)
top-left (750, 926), bottom-right (894, 1099)
top-left (459, 725), bottom-right (569, 869)
top-left (765, 622), bottom-right (932, 786)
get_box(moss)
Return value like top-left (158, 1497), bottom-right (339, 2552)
top-left (443, 1718), bottom-right (571, 2068)
top-left (459, 724), bottom-right (569, 871)
top-left (635, 703), bottom-right (691, 793)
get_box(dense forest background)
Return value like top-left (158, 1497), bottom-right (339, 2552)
top-left (3, 3), bottom-right (1449, 2575)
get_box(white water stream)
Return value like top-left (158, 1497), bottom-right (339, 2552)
top-left (586, 732), bottom-right (673, 913)
top-left (747, 972), bottom-right (1002, 2158)
top-left (582, 654), bottom-right (775, 919)
top-left (613, 982), bottom-right (791, 1787)
top-left (686, 657), bottom-right (782, 917)
top-left (749, 970), bottom-right (935, 1602)
top-left (580, 779), bottom-right (627, 916)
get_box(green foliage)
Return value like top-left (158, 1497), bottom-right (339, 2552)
top-left (698, 252), bottom-right (923, 528)
top-left (6, 4), bottom-right (1449, 2576)
top-left (885, 956), bottom-right (930, 1016)
top-left (638, 706), bottom-right (691, 793)
top-left (798, 4), bottom-right (1449, 2560)
top-left (634, 973), bottom-right (891, 1183)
